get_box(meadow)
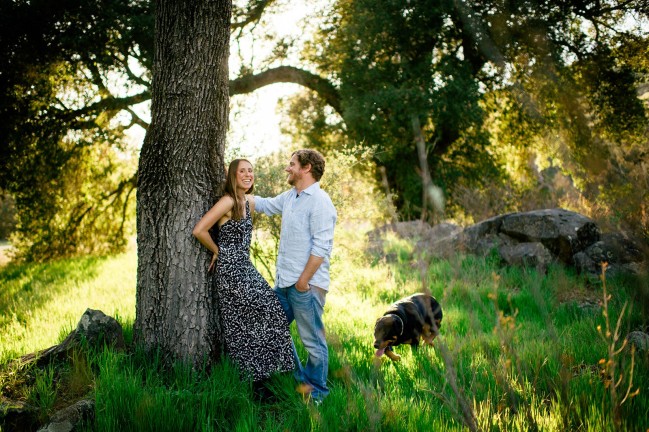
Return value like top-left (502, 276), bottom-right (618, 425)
top-left (0, 225), bottom-right (647, 431)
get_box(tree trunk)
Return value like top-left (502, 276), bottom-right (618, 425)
top-left (135, 0), bottom-right (231, 364)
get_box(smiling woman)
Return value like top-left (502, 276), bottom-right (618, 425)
top-left (191, 157), bottom-right (295, 383)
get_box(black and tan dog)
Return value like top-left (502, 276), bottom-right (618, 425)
top-left (373, 293), bottom-right (443, 361)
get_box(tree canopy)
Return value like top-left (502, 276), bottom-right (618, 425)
top-left (1, 0), bottom-right (648, 260)
top-left (285, 0), bottom-right (648, 227)
top-left (0, 0), bottom-right (152, 259)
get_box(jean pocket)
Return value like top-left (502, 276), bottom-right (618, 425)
top-left (293, 286), bottom-right (312, 302)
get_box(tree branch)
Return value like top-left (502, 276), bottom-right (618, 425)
top-left (54, 67), bottom-right (341, 132)
top-left (229, 66), bottom-right (342, 116)
top-left (53, 91), bottom-right (151, 124)
top-left (122, 51), bottom-right (151, 87)
top-left (125, 108), bottom-right (150, 130)
top-left (231, 0), bottom-right (276, 29)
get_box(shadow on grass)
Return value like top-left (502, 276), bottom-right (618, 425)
top-left (0, 256), bottom-right (104, 359)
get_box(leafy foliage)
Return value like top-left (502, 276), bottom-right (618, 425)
top-left (0, 0), bottom-right (152, 260)
top-left (284, 0), bottom-right (649, 237)
top-left (2, 0), bottom-right (648, 260)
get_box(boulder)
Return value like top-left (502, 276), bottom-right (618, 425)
top-left (626, 331), bottom-right (649, 354)
top-left (459, 214), bottom-right (509, 253)
top-left (498, 242), bottom-right (554, 273)
top-left (19, 309), bottom-right (125, 367)
top-left (498, 209), bottom-right (600, 263)
top-left (425, 222), bottom-right (463, 242)
top-left (373, 208), bottom-right (646, 277)
top-left (37, 399), bottom-right (94, 432)
top-left (74, 309), bottom-right (125, 350)
top-left (573, 233), bottom-right (645, 278)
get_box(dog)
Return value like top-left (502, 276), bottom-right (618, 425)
top-left (373, 293), bottom-right (443, 362)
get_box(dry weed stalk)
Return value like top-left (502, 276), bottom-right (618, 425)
top-left (596, 262), bottom-right (640, 426)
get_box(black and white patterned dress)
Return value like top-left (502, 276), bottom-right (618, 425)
top-left (214, 200), bottom-right (295, 381)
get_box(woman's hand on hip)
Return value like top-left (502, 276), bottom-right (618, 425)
top-left (208, 250), bottom-right (218, 272)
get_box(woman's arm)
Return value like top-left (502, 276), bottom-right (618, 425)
top-left (192, 195), bottom-right (234, 270)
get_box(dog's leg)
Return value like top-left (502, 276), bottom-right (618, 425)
top-left (385, 347), bottom-right (401, 362)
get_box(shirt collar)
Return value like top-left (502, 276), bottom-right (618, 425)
top-left (296, 182), bottom-right (320, 196)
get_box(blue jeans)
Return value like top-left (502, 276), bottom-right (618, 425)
top-left (274, 284), bottom-right (329, 401)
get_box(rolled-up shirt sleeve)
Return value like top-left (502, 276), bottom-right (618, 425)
top-left (310, 197), bottom-right (337, 258)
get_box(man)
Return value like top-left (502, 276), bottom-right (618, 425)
top-left (254, 149), bottom-right (337, 404)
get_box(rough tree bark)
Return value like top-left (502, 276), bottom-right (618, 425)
top-left (135, 0), bottom-right (231, 364)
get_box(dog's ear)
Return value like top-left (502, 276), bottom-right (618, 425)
top-left (374, 317), bottom-right (386, 335)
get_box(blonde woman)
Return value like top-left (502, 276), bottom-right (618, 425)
top-left (193, 159), bottom-right (294, 386)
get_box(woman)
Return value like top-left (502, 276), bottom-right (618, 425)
top-left (193, 159), bottom-right (294, 382)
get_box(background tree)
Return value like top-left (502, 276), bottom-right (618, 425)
top-left (280, 0), bottom-right (649, 237)
top-left (0, 0), bottom-right (284, 260)
top-left (0, 0), bottom-right (152, 260)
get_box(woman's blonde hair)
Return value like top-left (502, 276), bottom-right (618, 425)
top-left (224, 159), bottom-right (254, 220)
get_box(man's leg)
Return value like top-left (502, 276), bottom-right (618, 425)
top-left (288, 285), bottom-right (328, 401)
top-left (274, 286), bottom-right (303, 381)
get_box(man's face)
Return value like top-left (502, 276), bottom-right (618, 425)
top-left (285, 154), bottom-right (304, 186)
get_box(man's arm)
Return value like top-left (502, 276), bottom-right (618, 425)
top-left (295, 255), bottom-right (325, 292)
top-left (295, 194), bottom-right (337, 292)
top-left (310, 196), bottom-right (337, 259)
top-left (253, 190), bottom-right (289, 216)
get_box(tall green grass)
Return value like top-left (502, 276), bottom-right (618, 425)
top-left (1, 227), bottom-right (647, 431)
top-left (0, 251), bottom-right (136, 363)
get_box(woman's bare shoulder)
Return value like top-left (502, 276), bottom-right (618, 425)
top-left (217, 194), bottom-right (235, 206)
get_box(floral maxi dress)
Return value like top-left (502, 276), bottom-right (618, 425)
top-left (214, 200), bottom-right (295, 381)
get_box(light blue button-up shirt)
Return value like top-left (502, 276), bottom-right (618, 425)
top-left (254, 182), bottom-right (337, 290)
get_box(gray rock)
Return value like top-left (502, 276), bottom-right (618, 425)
top-left (499, 209), bottom-right (600, 263)
top-left (573, 233), bottom-right (645, 277)
top-left (20, 309), bottom-right (125, 367)
top-left (426, 222), bottom-right (463, 241)
top-left (370, 208), bottom-right (645, 278)
top-left (499, 242), bottom-right (554, 272)
top-left (459, 214), bottom-right (509, 252)
top-left (74, 308), bottom-right (125, 350)
top-left (626, 331), bottom-right (649, 354)
top-left (37, 399), bottom-right (94, 432)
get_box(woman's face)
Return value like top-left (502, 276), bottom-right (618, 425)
top-left (235, 160), bottom-right (254, 192)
